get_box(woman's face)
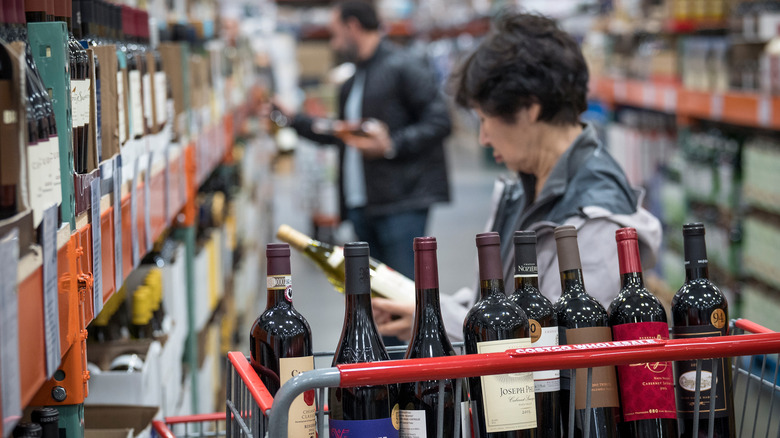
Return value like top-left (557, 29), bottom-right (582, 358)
top-left (474, 105), bottom-right (540, 174)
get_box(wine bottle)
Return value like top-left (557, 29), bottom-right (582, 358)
top-left (0, 3), bottom-right (18, 219)
top-left (135, 9), bottom-right (153, 134)
top-left (671, 223), bottom-right (735, 438)
top-left (398, 237), bottom-right (456, 437)
top-left (12, 423), bottom-right (42, 438)
top-left (328, 242), bottom-right (399, 438)
top-left (121, 5), bottom-right (143, 140)
top-left (249, 243), bottom-right (315, 437)
top-left (463, 232), bottom-right (535, 438)
top-left (509, 230), bottom-right (560, 438)
top-left (30, 407), bottom-right (58, 438)
top-left (608, 227), bottom-right (677, 438)
top-left (129, 285), bottom-right (153, 339)
top-left (276, 224), bottom-right (414, 304)
top-left (109, 2), bottom-right (127, 146)
top-left (553, 225), bottom-right (619, 438)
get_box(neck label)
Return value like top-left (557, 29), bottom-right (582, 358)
top-left (267, 275), bottom-right (293, 302)
top-left (515, 263), bottom-right (538, 276)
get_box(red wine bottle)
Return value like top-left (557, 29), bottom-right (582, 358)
top-left (398, 237), bottom-right (456, 437)
top-left (553, 225), bottom-right (619, 438)
top-left (249, 243), bottom-right (315, 437)
top-left (0, 1), bottom-right (18, 218)
top-left (329, 242), bottom-right (399, 438)
top-left (671, 223), bottom-right (735, 438)
top-left (463, 232), bottom-right (534, 438)
top-left (509, 231), bottom-right (561, 438)
top-left (607, 227), bottom-right (677, 438)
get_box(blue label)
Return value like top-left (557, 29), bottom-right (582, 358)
top-left (329, 418), bottom-right (398, 438)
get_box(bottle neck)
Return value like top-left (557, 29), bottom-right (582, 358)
top-left (266, 288), bottom-right (290, 308)
top-left (345, 293), bottom-right (373, 320)
top-left (560, 269), bottom-right (586, 296)
top-left (620, 271), bottom-right (645, 287)
top-left (683, 233), bottom-right (709, 281)
top-left (479, 278), bottom-right (506, 299)
top-left (514, 274), bottom-right (539, 291)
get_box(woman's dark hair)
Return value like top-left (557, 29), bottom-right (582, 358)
top-left (452, 11), bottom-right (588, 125)
top-left (337, 1), bottom-right (380, 31)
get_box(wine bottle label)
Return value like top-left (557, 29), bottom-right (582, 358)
top-left (129, 70), bottom-right (144, 137)
top-left (329, 418), bottom-right (399, 438)
top-left (399, 410), bottom-right (426, 438)
top-left (529, 324), bottom-right (560, 393)
top-left (514, 264), bottom-right (538, 276)
top-left (27, 136), bottom-right (62, 225)
top-left (476, 338), bottom-right (536, 432)
top-left (327, 247), bottom-right (345, 268)
top-left (279, 356), bottom-right (316, 437)
top-left (612, 322), bottom-right (676, 421)
top-left (267, 275), bottom-right (293, 302)
top-left (672, 324), bottom-right (730, 419)
top-left (154, 71), bottom-right (167, 125)
top-left (117, 71), bottom-right (127, 144)
top-left (142, 73), bottom-right (154, 129)
top-left (563, 327), bottom-right (620, 409)
top-left (71, 79), bottom-right (91, 128)
top-left (370, 264), bottom-right (415, 304)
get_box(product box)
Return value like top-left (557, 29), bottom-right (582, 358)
top-left (85, 340), bottom-right (163, 407)
top-left (159, 42), bottom-right (190, 141)
top-left (84, 405), bottom-right (159, 438)
top-left (92, 46), bottom-right (121, 160)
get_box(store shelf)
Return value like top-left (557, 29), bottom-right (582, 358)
top-left (590, 76), bottom-right (780, 130)
top-left (14, 103), bottom-right (252, 411)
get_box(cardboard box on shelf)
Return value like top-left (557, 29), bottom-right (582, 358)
top-left (84, 405), bottom-right (159, 438)
top-left (92, 46), bottom-right (120, 162)
top-left (85, 340), bottom-right (163, 407)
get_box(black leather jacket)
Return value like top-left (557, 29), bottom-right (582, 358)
top-left (291, 40), bottom-right (452, 218)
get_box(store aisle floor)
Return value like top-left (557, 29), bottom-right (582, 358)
top-left (271, 127), bottom-right (504, 356)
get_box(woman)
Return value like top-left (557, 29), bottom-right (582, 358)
top-left (373, 11), bottom-right (662, 342)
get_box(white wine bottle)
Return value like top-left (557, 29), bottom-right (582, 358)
top-left (276, 224), bottom-right (414, 304)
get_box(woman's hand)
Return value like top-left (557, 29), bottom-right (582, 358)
top-left (372, 297), bottom-right (415, 342)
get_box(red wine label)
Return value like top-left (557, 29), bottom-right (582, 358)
top-left (267, 275), bottom-right (293, 302)
top-left (398, 410), bottom-right (426, 438)
top-left (529, 323), bottom-right (560, 393)
top-left (329, 418), bottom-right (399, 438)
top-left (129, 70), bottom-right (144, 137)
top-left (612, 322), bottom-right (676, 421)
top-left (564, 327), bottom-right (620, 409)
top-left (476, 338), bottom-right (536, 432)
top-left (71, 79), bottom-right (91, 128)
top-left (280, 356), bottom-right (316, 437)
top-left (672, 324), bottom-right (730, 418)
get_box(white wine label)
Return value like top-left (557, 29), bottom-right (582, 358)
top-left (27, 137), bottom-right (62, 226)
top-left (371, 263), bottom-right (415, 304)
top-left (142, 73), bottom-right (154, 129)
top-left (532, 326), bottom-right (560, 392)
top-left (129, 70), bottom-right (144, 137)
top-left (460, 401), bottom-right (472, 438)
top-left (71, 79), bottom-right (91, 127)
top-left (327, 247), bottom-right (344, 269)
top-left (117, 71), bottom-right (127, 144)
top-left (279, 356), bottom-right (316, 437)
top-left (154, 72), bottom-right (167, 125)
top-left (399, 410), bottom-right (427, 438)
top-left (476, 338), bottom-right (536, 433)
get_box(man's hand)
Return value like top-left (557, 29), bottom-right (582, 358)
top-left (372, 297), bottom-right (415, 342)
top-left (345, 119), bottom-right (394, 159)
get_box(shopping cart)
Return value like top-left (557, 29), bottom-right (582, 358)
top-left (153, 319), bottom-right (780, 438)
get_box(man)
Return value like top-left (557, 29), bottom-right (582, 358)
top-left (373, 11), bottom-right (662, 342)
top-left (283, 1), bottom-right (452, 279)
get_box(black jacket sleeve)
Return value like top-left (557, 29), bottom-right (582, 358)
top-left (289, 114), bottom-right (345, 147)
top-left (389, 61), bottom-right (452, 160)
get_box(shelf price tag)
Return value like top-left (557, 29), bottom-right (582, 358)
top-left (758, 96), bottom-right (772, 127)
top-left (711, 94), bottom-right (724, 120)
top-left (42, 205), bottom-right (61, 378)
top-left (90, 178), bottom-right (103, 315)
top-left (144, 152), bottom-right (153, 252)
top-left (0, 230), bottom-right (22, 428)
top-left (113, 156), bottom-right (123, 289)
top-left (131, 156), bottom-right (140, 268)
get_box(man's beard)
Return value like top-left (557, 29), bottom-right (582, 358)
top-left (336, 42), bottom-right (360, 64)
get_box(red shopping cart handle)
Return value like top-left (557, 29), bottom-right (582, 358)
top-left (227, 352), bottom-right (275, 413)
top-left (336, 332), bottom-right (780, 387)
top-left (735, 318), bottom-right (774, 334)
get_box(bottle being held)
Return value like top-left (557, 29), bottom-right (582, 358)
top-left (608, 227), bottom-right (677, 438)
top-left (328, 242), bottom-right (399, 438)
top-left (249, 243), bottom-right (315, 437)
top-left (553, 225), bottom-right (620, 438)
top-left (399, 237), bottom-right (457, 438)
top-left (671, 223), bottom-right (735, 438)
top-left (463, 232), bottom-right (535, 438)
top-left (276, 224), bottom-right (415, 304)
top-left (509, 230), bottom-right (561, 438)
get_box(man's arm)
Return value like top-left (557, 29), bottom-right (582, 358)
top-left (289, 113), bottom-right (344, 146)
top-left (389, 61), bottom-right (452, 159)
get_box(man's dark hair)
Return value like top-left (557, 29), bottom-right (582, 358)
top-left (337, 1), bottom-right (380, 31)
top-left (452, 11), bottom-right (588, 125)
